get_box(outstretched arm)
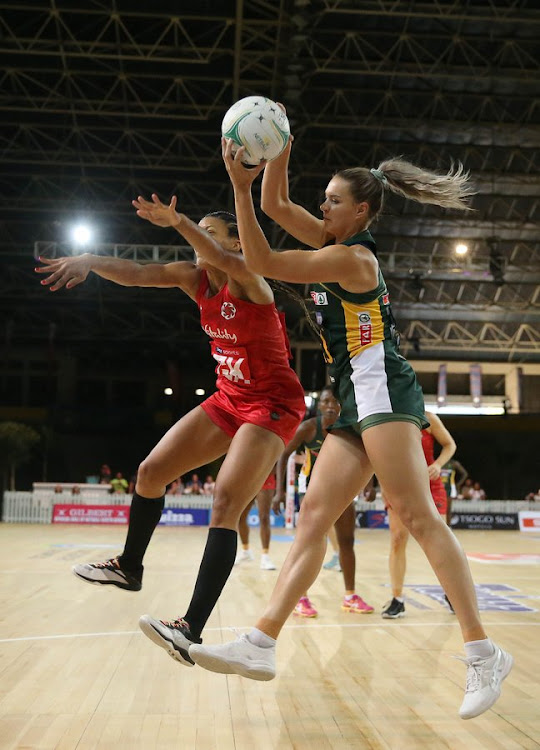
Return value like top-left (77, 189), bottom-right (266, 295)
top-left (35, 253), bottom-right (199, 296)
top-left (261, 136), bottom-right (329, 249)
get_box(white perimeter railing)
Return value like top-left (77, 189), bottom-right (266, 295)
top-left (1, 491), bottom-right (214, 524)
top-left (1, 491), bottom-right (538, 524)
top-left (355, 498), bottom-right (540, 514)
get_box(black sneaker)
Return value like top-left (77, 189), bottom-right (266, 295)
top-left (381, 597), bottom-right (406, 619)
top-left (444, 594), bottom-right (455, 614)
top-left (139, 614), bottom-right (202, 667)
top-left (72, 557), bottom-right (142, 591)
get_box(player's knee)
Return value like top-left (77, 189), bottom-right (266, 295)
top-left (136, 457), bottom-right (161, 488)
top-left (210, 486), bottom-right (240, 526)
top-left (296, 502), bottom-right (328, 539)
top-left (402, 508), bottom-right (441, 542)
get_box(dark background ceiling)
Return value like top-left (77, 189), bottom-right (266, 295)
top-left (1, 0), bottom-right (539, 364)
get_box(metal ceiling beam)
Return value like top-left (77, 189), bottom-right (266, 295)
top-left (394, 305), bottom-right (539, 324)
top-left (0, 0), bottom-right (538, 364)
top-left (319, 1), bottom-right (540, 25)
top-left (387, 271), bottom-right (540, 284)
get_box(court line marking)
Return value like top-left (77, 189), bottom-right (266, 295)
top-left (1, 619), bottom-right (540, 644)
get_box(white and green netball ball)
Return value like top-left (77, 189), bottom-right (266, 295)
top-left (221, 95), bottom-right (290, 166)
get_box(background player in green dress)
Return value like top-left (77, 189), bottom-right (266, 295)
top-left (274, 385), bottom-right (374, 616)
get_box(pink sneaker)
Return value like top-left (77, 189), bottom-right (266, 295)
top-left (293, 596), bottom-right (318, 618)
top-left (342, 594), bottom-right (374, 614)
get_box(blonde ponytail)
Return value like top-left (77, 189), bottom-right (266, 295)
top-left (336, 158), bottom-right (475, 221)
top-left (377, 157), bottom-right (475, 211)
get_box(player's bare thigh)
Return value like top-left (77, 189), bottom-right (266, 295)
top-left (210, 423), bottom-right (284, 528)
top-left (136, 406), bottom-right (232, 496)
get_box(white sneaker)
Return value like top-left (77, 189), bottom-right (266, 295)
top-left (234, 549), bottom-right (254, 566)
top-left (260, 554), bottom-right (276, 570)
top-left (322, 553), bottom-right (341, 572)
top-left (458, 643), bottom-right (513, 719)
top-left (189, 633), bottom-right (275, 681)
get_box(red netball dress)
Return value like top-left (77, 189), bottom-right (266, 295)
top-left (261, 471), bottom-right (277, 492)
top-left (421, 429), bottom-right (448, 515)
top-left (196, 271), bottom-right (305, 444)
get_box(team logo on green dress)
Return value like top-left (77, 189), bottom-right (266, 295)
top-left (311, 291), bottom-right (328, 305)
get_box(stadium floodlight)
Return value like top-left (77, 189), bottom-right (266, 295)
top-left (195, 388), bottom-right (205, 396)
top-left (164, 387), bottom-right (173, 396)
top-left (71, 224), bottom-right (92, 246)
top-left (455, 243), bottom-right (468, 256)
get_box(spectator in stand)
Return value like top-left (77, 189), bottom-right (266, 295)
top-left (110, 472), bottom-right (129, 494)
top-left (459, 478), bottom-right (474, 500)
top-left (54, 484), bottom-right (63, 494)
top-left (203, 475), bottom-right (216, 495)
top-left (470, 482), bottom-right (486, 501)
top-left (168, 478), bottom-right (184, 495)
top-left (183, 473), bottom-right (203, 495)
top-left (71, 485), bottom-right (81, 496)
top-left (99, 464), bottom-right (112, 484)
top-left (525, 489), bottom-right (540, 502)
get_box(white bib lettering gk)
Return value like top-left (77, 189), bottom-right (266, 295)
top-left (211, 342), bottom-right (251, 384)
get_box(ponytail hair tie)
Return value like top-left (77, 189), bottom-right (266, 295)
top-left (370, 168), bottom-right (388, 186)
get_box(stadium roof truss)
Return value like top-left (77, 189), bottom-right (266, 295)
top-left (0, 0), bottom-right (538, 362)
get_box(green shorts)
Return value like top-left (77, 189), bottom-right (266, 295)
top-left (328, 340), bottom-right (428, 436)
top-left (329, 411), bottom-right (425, 438)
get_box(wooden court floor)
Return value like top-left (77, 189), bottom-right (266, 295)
top-left (0, 523), bottom-right (539, 750)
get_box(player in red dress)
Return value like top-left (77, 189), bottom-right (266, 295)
top-left (35, 199), bottom-right (305, 667)
top-left (382, 411), bottom-right (457, 618)
top-left (236, 467), bottom-right (278, 570)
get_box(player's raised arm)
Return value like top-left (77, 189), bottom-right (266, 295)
top-left (134, 193), bottom-right (268, 293)
top-left (222, 139), bottom-right (378, 291)
top-left (261, 136), bottom-right (329, 249)
top-left (134, 193), bottom-right (234, 270)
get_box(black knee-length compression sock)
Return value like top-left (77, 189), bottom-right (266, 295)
top-left (118, 492), bottom-right (165, 574)
top-left (183, 527), bottom-right (237, 639)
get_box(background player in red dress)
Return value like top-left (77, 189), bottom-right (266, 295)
top-left (235, 466), bottom-right (278, 570)
top-left (35, 200), bottom-right (305, 668)
top-left (382, 411), bottom-right (457, 618)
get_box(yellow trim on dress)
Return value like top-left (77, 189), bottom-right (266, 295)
top-left (341, 298), bottom-right (385, 359)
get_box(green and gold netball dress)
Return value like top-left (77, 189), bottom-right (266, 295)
top-left (309, 230), bottom-right (427, 435)
top-left (298, 414), bottom-right (325, 493)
